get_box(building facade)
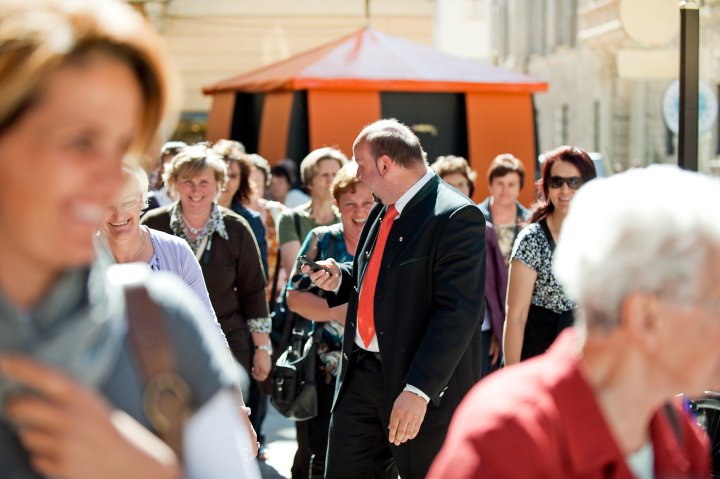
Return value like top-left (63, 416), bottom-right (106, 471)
top-left (488, 0), bottom-right (720, 174)
top-left (129, 0), bottom-right (435, 142)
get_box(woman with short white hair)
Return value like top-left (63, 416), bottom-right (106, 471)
top-left (430, 165), bottom-right (720, 478)
top-left (98, 162), bottom-right (218, 333)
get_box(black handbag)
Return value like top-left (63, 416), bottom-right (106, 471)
top-left (269, 224), bottom-right (337, 421)
top-left (270, 322), bottom-right (322, 421)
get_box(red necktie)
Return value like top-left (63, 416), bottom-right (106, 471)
top-left (357, 205), bottom-right (398, 348)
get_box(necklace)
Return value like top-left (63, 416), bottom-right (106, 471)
top-left (128, 228), bottom-right (147, 262)
top-left (182, 214), bottom-right (207, 236)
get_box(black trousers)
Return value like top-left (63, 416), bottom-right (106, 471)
top-left (325, 350), bottom-right (447, 479)
top-left (247, 349), bottom-right (269, 447)
top-left (291, 371), bottom-right (335, 479)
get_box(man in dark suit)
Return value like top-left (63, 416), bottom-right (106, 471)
top-left (306, 119), bottom-right (486, 479)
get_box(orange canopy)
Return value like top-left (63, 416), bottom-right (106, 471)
top-left (204, 27), bottom-right (547, 95)
top-left (204, 27), bottom-right (548, 205)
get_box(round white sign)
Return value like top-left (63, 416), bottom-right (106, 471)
top-left (662, 80), bottom-right (719, 136)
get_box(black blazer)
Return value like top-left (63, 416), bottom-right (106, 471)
top-left (329, 175), bottom-right (487, 428)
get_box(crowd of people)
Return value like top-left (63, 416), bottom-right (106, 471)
top-left (2, 1), bottom-right (720, 479)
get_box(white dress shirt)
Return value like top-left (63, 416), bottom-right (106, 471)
top-left (352, 168), bottom-right (435, 402)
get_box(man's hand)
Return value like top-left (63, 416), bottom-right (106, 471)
top-left (388, 391), bottom-right (427, 446)
top-left (302, 258), bottom-right (341, 292)
top-left (0, 355), bottom-right (180, 479)
top-left (251, 349), bottom-right (271, 382)
top-left (489, 334), bottom-right (501, 366)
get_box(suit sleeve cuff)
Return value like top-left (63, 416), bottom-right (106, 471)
top-left (404, 384), bottom-right (430, 403)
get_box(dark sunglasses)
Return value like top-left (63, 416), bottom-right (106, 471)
top-left (548, 176), bottom-right (583, 190)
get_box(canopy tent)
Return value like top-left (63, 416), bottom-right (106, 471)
top-left (204, 27), bottom-right (547, 204)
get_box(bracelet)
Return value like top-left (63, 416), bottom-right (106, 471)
top-left (255, 343), bottom-right (273, 355)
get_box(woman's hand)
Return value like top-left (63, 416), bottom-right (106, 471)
top-left (238, 404), bottom-right (258, 457)
top-left (489, 333), bottom-right (501, 366)
top-left (0, 355), bottom-right (181, 479)
top-left (251, 348), bottom-right (272, 382)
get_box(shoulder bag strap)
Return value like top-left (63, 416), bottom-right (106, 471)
top-left (293, 210), bottom-right (302, 241)
top-left (539, 218), bottom-right (556, 253)
top-left (269, 248), bottom-right (282, 307)
top-left (125, 284), bottom-right (192, 459)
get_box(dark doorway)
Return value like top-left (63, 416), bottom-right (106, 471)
top-left (230, 93), bottom-right (264, 152)
top-left (380, 92), bottom-right (468, 163)
top-left (286, 91), bottom-right (310, 166)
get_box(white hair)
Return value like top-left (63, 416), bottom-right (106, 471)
top-left (554, 165), bottom-right (720, 331)
top-left (121, 160), bottom-right (150, 207)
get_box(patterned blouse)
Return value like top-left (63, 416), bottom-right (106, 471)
top-left (511, 223), bottom-right (576, 314)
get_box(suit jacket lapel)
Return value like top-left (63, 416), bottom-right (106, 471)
top-left (380, 176), bottom-right (440, 269)
top-left (357, 176), bottom-right (439, 284)
top-left (356, 202), bottom-right (384, 286)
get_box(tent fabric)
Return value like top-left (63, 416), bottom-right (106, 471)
top-left (203, 27), bottom-right (547, 94)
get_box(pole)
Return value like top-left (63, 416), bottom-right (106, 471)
top-left (678, 1), bottom-right (700, 171)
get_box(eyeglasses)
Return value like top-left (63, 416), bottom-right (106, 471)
top-left (105, 197), bottom-right (143, 214)
top-left (548, 176), bottom-right (583, 190)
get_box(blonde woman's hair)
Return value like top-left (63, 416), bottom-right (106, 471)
top-left (163, 144), bottom-right (227, 199)
top-left (0, 0), bottom-right (178, 165)
top-left (299, 147), bottom-right (347, 188)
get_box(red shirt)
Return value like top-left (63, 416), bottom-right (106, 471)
top-left (428, 329), bottom-right (709, 478)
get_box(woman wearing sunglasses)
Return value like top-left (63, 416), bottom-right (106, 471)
top-left (504, 146), bottom-right (596, 365)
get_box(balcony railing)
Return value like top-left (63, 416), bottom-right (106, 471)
top-left (577, 0), bottom-right (621, 43)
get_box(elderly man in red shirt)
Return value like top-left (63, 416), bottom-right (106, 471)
top-left (429, 165), bottom-right (720, 479)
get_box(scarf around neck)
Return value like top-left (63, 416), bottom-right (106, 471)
top-left (169, 201), bottom-right (228, 255)
top-left (0, 251), bottom-right (126, 419)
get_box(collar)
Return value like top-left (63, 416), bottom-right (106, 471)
top-left (550, 330), bottom-right (695, 477)
top-left (169, 202), bottom-right (228, 242)
top-left (394, 168), bottom-right (434, 215)
top-left (547, 330), bottom-right (628, 476)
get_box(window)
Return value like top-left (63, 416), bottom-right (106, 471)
top-left (666, 126), bottom-right (675, 157)
top-left (171, 112), bottom-right (208, 144)
top-left (555, 104), bottom-right (570, 146)
top-left (717, 84), bottom-right (720, 156)
top-left (496, 1), bottom-right (510, 61)
top-left (593, 100), bottom-right (601, 152)
top-left (556, 0), bottom-right (578, 47)
top-left (529, 0), bottom-right (546, 55)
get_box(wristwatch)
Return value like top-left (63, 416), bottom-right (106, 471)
top-left (255, 343), bottom-right (273, 355)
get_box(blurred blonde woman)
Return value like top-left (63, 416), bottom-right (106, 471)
top-left (0, 0), bottom-right (257, 477)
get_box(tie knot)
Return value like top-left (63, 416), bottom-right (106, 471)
top-left (384, 204), bottom-right (398, 222)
